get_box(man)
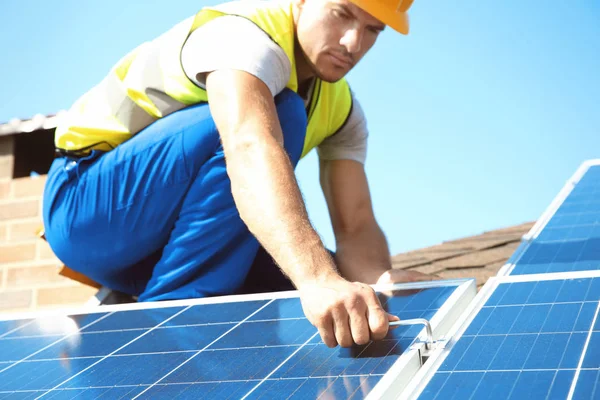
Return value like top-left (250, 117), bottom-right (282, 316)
top-left (43, 0), bottom-right (435, 348)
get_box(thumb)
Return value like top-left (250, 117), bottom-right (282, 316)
top-left (387, 313), bottom-right (400, 330)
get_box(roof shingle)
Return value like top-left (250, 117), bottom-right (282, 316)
top-left (392, 222), bottom-right (535, 288)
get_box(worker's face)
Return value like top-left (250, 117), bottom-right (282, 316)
top-left (294, 0), bottom-right (385, 82)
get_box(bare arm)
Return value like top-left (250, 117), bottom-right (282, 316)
top-left (320, 158), bottom-right (440, 285)
top-left (206, 70), bottom-right (394, 347)
top-left (320, 159), bottom-right (391, 284)
top-left (206, 69), bottom-right (337, 286)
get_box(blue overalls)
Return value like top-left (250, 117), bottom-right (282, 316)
top-left (43, 89), bottom-right (305, 302)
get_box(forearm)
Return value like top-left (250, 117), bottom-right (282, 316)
top-left (335, 222), bottom-right (391, 284)
top-left (225, 135), bottom-right (339, 288)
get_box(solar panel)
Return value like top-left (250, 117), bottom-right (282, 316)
top-left (505, 161), bottom-right (600, 276)
top-left (0, 280), bottom-right (475, 399)
top-left (6, 159), bottom-right (598, 399)
top-left (403, 271), bottom-right (600, 400)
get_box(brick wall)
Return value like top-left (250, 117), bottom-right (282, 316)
top-left (0, 135), bottom-right (97, 315)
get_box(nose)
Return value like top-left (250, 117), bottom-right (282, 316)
top-left (340, 27), bottom-right (363, 55)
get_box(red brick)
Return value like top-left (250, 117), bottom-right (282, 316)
top-left (0, 180), bottom-right (10, 200)
top-left (38, 240), bottom-right (59, 261)
top-left (0, 289), bottom-right (33, 311)
top-left (36, 285), bottom-right (97, 307)
top-left (0, 224), bottom-right (7, 242)
top-left (0, 242), bottom-right (36, 263)
top-left (13, 176), bottom-right (47, 198)
top-left (9, 220), bottom-right (44, 241)
top-left (6, 264), bottom-right (66, 288)
top-left (0, 199), bottom-right (39, 221)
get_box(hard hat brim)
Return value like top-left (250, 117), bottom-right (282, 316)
top-left (387, 12), bottom-right (409, 35)
top-left (348, 0), bottom-right (410, 35)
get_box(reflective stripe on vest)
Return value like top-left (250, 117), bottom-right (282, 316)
top-left (55, 0), bottom-right (352, 158)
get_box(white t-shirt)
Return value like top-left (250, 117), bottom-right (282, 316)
top-left (180, 16), bottom-right (368, 164)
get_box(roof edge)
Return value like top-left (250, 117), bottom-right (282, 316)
top-left (0, 111), bottom-right (66, 136)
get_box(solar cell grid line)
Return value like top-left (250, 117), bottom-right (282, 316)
top-left (0, 319), bottom-right (36, 339)
top-left (130, 299), bottom-right (279, 398)
top-left (237, 280), bottom-right (473, 400)
top-left (567, 300), bottom-right (600, 399)
top-left (401, 270), bottom-right (600, 400)
top-left (34, 304), bottom-right (197, 398)
top-left (0, 297), bottom-right (276, 397)
top-left (0, 312), bottom-right (114, 375)
top-left (522, 160), bottom-right (600, 244)
top-left (38, 301), bottom-right (272, 398)
top-left (238, 330), bottom-right (321, 399)
top-left (0, 280), bottom-right (475, 399)
top-left (133, 288), bottom-right (433, 399)
top-left (501, 160), bottom-right (600, 276)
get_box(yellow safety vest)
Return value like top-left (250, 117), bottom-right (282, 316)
top-left (55, 0), bottom-right (353, 159)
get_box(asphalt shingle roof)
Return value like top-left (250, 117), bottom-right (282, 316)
top-left (391, 221), bottom-right (535, 288)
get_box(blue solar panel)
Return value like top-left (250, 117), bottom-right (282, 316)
top-left (415, 276), bottom-right (600, 399)
top-left (511, 164), bottom-right (600, 275)
top-left (0, 320), bottom-right (30, 337)
top-left (537, 166), bottom-right (600, 243)
top-left (0, 283), bottom-right (462, 399)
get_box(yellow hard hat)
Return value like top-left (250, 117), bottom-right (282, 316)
top-left (348, 0), bottom-right (414, 34)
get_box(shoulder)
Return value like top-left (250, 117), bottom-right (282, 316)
top-left (181, 15), bottom-right (291, 96)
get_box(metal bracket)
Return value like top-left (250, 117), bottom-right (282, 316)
top-left (390, 318), bottom-right (446, 365)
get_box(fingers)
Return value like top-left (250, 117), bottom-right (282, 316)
top-left (387, 312), bottom-right (400, 323)
top-left (317, 314), bottom-right (337, 348)
top-left (360, 285), bottom-right (389, 341)
top-left (367, 303), bottom-right (389, 340)
top-left (387, 312), bottom-right (400, 330)
top-left (348, 303), bottom-right (370, 346)
top-left (320, 287), bottom-right (383, 347)
top-left (332, 308), bottom-right (353, 348)
top-left (301, 281), bottom-right (393, 348)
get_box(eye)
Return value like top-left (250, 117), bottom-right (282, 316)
top-left (332, 9), bottom-right (350, 19)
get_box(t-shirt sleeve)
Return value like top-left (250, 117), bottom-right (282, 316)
top-left (317, 92), bottom-right (368, 164)
top-left (180, 15), bottom-right (290, 97)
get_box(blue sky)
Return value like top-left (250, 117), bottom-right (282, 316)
top-left (1, 0), bottom-right (599, 254)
